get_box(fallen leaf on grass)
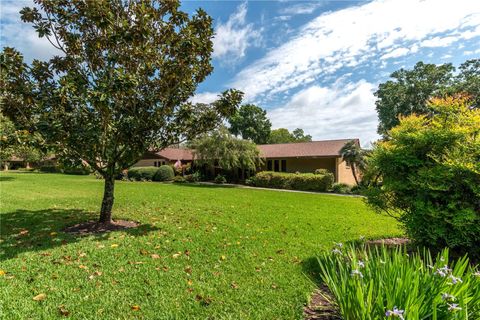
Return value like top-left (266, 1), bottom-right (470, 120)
top-left (50, 232), bottom-right (58, 236)
top-left (140, 249), bottom-right (148, 255)
top-left (58, 305), bottom-right (70, 316)
top-left (184, 266), bottom-right (192, 274)
top-left (220, 255), bottom-right (226, 261)
top-left (131, 305), bottom-right (140, 311)
top-left (0, 270), bottom-right (5, 276)
top-left (110, 244), bottom-right (119, 248)
top-left (33, 293), bottom-right (47, 301)
top-left (151, 254), bottom-right (160, 259)
top-left (79, 265), bottom-right (88, 270)
top-left (172, 252), bottom-right (182, 258)
top-left (187, 279), bottom-right (193, 286)
top-left (231, 282), bottom-right (239, 289)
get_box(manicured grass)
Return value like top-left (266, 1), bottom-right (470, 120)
top-left (0, 172), bottom-right (401, 319)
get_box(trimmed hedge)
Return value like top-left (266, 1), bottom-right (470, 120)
top-left (39, 165), bottom-right (62, 173)
top-left (63, 166), bottom-right (90, 175)
top-left (250, 171), bottom-right (334, 192)
top-left (127, 167), bottom-right (158, 181)
top-left (153, 165), bottom-right (174, 181)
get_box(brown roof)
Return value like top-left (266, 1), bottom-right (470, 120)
top-left (258, 139), bottom-right (359, 158)
top-left (149, 139), bottom-right (358, 161)
top-left (154, 148), bottom-right (194, 161)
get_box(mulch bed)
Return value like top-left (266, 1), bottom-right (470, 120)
top-left (304, 286), bottom-right (340, 320)
top-left (366, 237), bottom-right (410, 246)
top-left (63, 220), bottom-right (140, 235)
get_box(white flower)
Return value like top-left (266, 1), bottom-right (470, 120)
top-left (351, 269), bottom-right (363, 278)
top-left (435, 265), bottom-right (452, 277)
top-left (385, 307), bottom-right (405, 319)
top-left (442, 293), bottom-right (455, 301)
top-left (473, 271), bottom-right (480, 277)
top-left (358, 260), bottom-right (365, 268)
top-left (448, 303), bottom-right (462, 312)
top-left (332, 248), bottom-right (342, 255)
top-left (440, 256), bottom-right (445, 262)
top-left (448, 275), bottom-right (462, 285)
top-left (334, 242), bottom-right (343, 248)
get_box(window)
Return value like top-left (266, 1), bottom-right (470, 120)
top-left (267, 160), bottom-right (272, 171)
top-left (154, 161), bottom-right (158, 167)
top-left (281, 160), bottom-right (287, 172)
top-left (274, 160), bottom-right (279, 172)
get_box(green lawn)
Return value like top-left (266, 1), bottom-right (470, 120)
top-left (0, 172), bottom-right (401, 319)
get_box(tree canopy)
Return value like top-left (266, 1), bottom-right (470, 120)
top-left (375, 59), bottom-right (479, 136)
top-left (268, 128), bottom-right (312, 144)
top-left (228, 104), bottom-right (271, 144)
top-left (366, 96), bottom-right (480, 257)
top-left (192, 126), bottom-right (262, 173)
top-left (1, 0), bottom-right (242, 223)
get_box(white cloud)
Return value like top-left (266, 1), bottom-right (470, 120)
top-left (0, 0), bottom-right (62, 62)
top-left (421, 36), bottom-right (457, 47)
top-left (279, 2), bottom-right (325, 15)
top-left (381, 47), bottom-right (410, 60)
top-left (231, 0), bottom-right (480, 101)
top-left (212, 2), bottom-right (262, 64)
top-left (189, 92), bottom-right (220, 104)
top-left (268, 80), bottom-right (380, 146)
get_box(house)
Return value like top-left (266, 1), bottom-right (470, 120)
top-left (136, 139), bottom-right (359, 185)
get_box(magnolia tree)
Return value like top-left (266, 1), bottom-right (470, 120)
top-left (1, 0), bottom-right (242, 224)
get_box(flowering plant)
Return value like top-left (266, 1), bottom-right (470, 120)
top-left (317, 244), bottom-right (480, 319)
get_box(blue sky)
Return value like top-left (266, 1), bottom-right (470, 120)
top-left (1, 0), bottom-right (480, 145)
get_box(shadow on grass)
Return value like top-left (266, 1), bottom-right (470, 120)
top-left (0, 208), bottom-right (159, 261)
top-left (172, 182), bottom-right (237, 189)
top-left (0, 176), bottom-right (15, 181)
top-left (302, 256), bottom-right (323, 286)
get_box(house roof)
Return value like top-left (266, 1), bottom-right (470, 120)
top-left (154, 148), bottom-right (194, 161)
top-left (258, 139), bottom-right (359, 158)
top-left (150, 139), bottom-right (358, 161)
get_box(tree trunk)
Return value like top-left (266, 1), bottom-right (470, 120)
top-left (26, 162), bottom-right (31, 169)
top-left (351, 165), bottom-right (359, 185)
top-left (99, 175), bottom-right (115, 224)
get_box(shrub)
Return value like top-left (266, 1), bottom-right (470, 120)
top-left (314, 168), bottom-right (329, 175)
top-left (318, 244), bottom-right (480, 319)
top-left (185, 171), bottom-right (201, 183)
top-left (214, 174), bottom-right (227, 184)
top-left (153, 165), bottom-right (174, 181)
top-left (39, 165), bottom-right (61, 173)
top-left (172, 175), bottom-right (186, 183)
top-left (331, 182), bottom-right (352, 194)
top-left (127, 167), bottom-right (158, 181)
top-left (250, 171), bottom-right (333, 192)
top-left (63, 165), bottom-right (90, 175)
top-left (365, 97), bottom-right (480, 258)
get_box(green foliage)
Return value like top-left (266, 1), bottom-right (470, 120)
top-left (214, 174), bottom-right (227, 184)
top-left (127, 167), bottom-right (158, 181)
top-left (331, 183), bottom-right (352, 194)
top-left (0, 113), bottom-right (17, 163)
top-left (318, 244), bottom-right (480, 320)
top-left (375, 59), bottom-right (479, 136)
top-left (172, 175), bottom-right (186, 183)
top-left (366, 97), bottom-right (480, 258)
top-left (39, 165), bottom-right (61, 173)
top-left (339, 140), bottom-right (366, 185)
top-left (193, 127), bottom-right (263, 172)
top-left (250, 171), bottom-right (333, 192)
top-left (3, 0), bottom-right (243, 221)
top-left (267, 128), bottom-right (312, 144)
top-left (314, 168), bottom-right (330, 175)
top-left (153, 165), bottom-right (174, 182)
top-left (62, 165), bottom-right (90, 175)
top-left (185, 171), bottom-right (201, 182)
top-left (228, 104), bottom-right (271, 144)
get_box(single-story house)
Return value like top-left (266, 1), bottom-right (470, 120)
top-left (136, 139), bottom-right (359, 185)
